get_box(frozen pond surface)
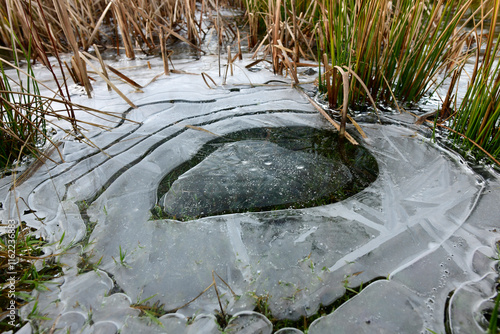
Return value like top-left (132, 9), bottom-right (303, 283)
top-left (1, 55), bottom-right (500, 334)
top-left (158, 126), bottom-right (376, 220)
top-left (161, 138), bottom-right (353, 219)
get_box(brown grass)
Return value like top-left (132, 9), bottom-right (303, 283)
top-left (1, 0), bottom-right (206, 53)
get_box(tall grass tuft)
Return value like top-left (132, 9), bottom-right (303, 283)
top-left (318, 0), bottom-right (474, 109)
top-left (0, 2), bottom-right (125, 168)
top-left (450, 1), bottom-right (500, 161)
top-left (0, 28), bottom-right (46, 168)
top-left (244, 0), bottom-right (475, 109)
top-left (241, 0), bottom-right (499, 161)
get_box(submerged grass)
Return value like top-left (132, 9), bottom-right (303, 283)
top-left (0, 222), bottom-right (63, 331)
top-left (255, 277), bottom-right (387, 332)
top-left (126, 270), bottom-right (384, 333)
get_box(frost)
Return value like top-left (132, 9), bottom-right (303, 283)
top-left (1, 55), bottom-right (499, 333)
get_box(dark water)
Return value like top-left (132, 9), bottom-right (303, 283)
top-left (155, 126), bottom-right (379, 221)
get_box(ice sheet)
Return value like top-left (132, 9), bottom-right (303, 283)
top-left (1, 55), bottom-right (499, 334)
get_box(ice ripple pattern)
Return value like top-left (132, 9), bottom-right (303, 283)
top-left (1, 62), bottom-right (500, 334)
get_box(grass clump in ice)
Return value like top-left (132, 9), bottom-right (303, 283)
top-left (0, 222), bottom-right (63, 332)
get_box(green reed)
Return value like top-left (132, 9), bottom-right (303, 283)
top-left (242, 0), bottom-right (500, 163)
top-left (319, 0), bottom-right (473, 108)
top-left (0, 29), bottom-right (46, 168)
top-left (450, 1), bottom-right (500, 162)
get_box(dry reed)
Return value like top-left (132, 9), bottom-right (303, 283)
top-left (0, 0), bottom-right (208, 64)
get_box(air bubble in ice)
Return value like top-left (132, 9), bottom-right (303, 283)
top-left (428, 242), bottom-right (439, 249)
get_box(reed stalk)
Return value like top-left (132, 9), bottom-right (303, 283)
top-left (241, 0), bottom-right (498, 160)
top-left (1, 16), bottom-right (46, 168)
top-left (0, 0), bottom-right (131, 168)
top-left (450, 0), bottom-right (500, 161)
top-left (0, 0), bottom-right (206, 61)
top-left (317, 0), bottom-right (476, 109)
